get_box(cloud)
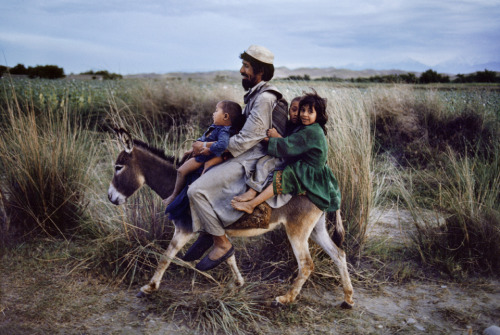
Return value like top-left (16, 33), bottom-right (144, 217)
top-left (1, 0), bottom-right (499, 73)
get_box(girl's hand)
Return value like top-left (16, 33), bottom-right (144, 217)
top-left (267, 128), bottom-right (281, 138)
top-left (262, 137), bottom-right (270, 143)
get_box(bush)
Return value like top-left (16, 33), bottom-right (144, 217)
top-left (80, 70), bottom-right (123, 80)
top-left (370, 86), bottom-right (498, 167)
top-left (419, 69), bottom-right (450, 84)
top-left (28, 65), bottom-right (65, 79)
top-left (0, 65), bottom-right (7, 77)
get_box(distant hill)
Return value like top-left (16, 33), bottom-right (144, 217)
top-left (125, 66), bottom-right (499, 81)
top-left (125, 67), bottom-right (417, 80)
top-left (273, 67), bottom-right (412, 79)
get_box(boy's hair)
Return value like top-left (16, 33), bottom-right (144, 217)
top-left (239, 52), bottom-right (275, 81)
top-left (299, 89), bottom-right (328, 135)
top-left (220, 100), bottom-right (245, 132)
top-left (290, 96), bottom-right (302, 105)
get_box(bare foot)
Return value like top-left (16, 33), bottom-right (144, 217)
top-left (162, 194), bottom-right (176, 207)
top-left (231, 200), bottom-right (255, 214)
top-left (233, 188), bottom-right (257, 202)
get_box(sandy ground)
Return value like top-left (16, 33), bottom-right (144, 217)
top-left (1, 209), bottom-right (499, 334)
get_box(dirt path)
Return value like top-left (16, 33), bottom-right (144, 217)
top-left (1, 209), bottom-right (499, 334)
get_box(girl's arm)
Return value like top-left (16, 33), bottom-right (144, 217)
top-left (267, 128), bottom-right (282, 139)
top-left (267, 126), bottom-right (321, 158)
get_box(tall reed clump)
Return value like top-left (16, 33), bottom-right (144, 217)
top-left (409, 149), bottom-right (500, 276)
top-left (323, 86), bottom-right (373, 256)
top-left (0, 85), bottom-right (100, 242)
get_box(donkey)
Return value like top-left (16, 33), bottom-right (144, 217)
top-left (108, 129), bottom-right (354, 308)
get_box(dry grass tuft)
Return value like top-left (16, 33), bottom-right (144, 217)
top-left (0, 86), bottom-right (100, 242)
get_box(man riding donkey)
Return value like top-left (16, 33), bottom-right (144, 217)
top-left (184, 45), bottom-right (293, 270)
top-left (110, 45), bottom-right (353, 306)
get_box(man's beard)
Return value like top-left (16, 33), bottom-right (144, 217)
top-left (242, 76), bottom-right (256, 91)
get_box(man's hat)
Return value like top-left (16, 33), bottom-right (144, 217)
top-left (245, 45), bottom-right (274, 65)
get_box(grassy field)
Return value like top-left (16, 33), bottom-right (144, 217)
top-left (1, 76), bottom-right (499, 334)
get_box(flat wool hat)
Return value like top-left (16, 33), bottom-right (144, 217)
top-left (245, 45), bottom-right (274, 65)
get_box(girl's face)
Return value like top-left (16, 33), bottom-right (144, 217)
top-left (300, 104), bottom-right (317, 126)
top-left (289, 101), bottom-right (300, 124)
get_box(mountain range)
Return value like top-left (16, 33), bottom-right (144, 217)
top-left (126, 60), bottom-right (500, 80)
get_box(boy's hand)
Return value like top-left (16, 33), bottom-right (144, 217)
top-left (267, 128), bottom-right (281, 138)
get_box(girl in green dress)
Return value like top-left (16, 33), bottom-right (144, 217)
top-left (231, 90), bottom-right (341, 214)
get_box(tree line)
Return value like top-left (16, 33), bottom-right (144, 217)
top-left (0, 64), bottom-right (65, 79)
top-left (285, 69), bottom-right (499, 84)
top-left (0, 64), bottom-right (122, 80)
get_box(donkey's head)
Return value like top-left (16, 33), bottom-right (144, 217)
top-left (108, 129), bottom-right (146, 205)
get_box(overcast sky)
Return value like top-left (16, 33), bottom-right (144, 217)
top-left (1, 0), bottom-right (499, 75)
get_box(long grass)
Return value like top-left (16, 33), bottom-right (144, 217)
top-left (1, 78), bottom-right (499, 332)
top-left (368, 84), bottom-right (500, 276)
top-left (408, 149), bottom-right (500, 276)
top-left (0, 81), bottom-right (100, 241)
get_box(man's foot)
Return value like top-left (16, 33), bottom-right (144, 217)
top-left (182, 233), bottom-right (214, 262)
top-left (231, 200), bottom-right (255, 214)
top-left (195, 245), bottom-right (235, 271)
top-left (232, 188), bottom-right (257, 202)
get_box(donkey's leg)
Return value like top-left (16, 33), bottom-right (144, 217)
top-left (310, 214), bottom-right (354, 308)
top-left (138, 227), bottom-right (194, 296)
top-left (226, 254), bottom-right (245, 287)
top-left (276, 216), bottom-right (318, 304)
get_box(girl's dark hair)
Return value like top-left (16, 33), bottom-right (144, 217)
top-left (220, 100), bottom-right (245, 132)
top-left (299, 89), bottom-right (328, 135)
top-left (239, 52), bottom-right (275, 81)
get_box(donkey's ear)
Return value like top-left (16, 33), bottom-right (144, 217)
top-left (110, 125), bottom-right (120, 135)
top-left (117, 128), bottom-right (134, 153)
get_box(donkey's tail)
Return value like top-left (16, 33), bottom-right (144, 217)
top-left (332, 210), bottom-right (345, 249)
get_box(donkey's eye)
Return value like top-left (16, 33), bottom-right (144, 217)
top-left (115, 165), bottom-right (124, 172)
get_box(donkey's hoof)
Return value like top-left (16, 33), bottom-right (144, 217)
top-left (340, 301), bottom-right (354, 309)
top-left (275, 295), bottom-right (292, 305)
top-left (136, 291), bottom-right (148, 298)
top-left (271, 300), bottom-right (284, 308)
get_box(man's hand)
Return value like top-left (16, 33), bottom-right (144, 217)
top-left (192, 141), bottom-right (204, 156)
top-left (199, 147), bottom-right (211, 156)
